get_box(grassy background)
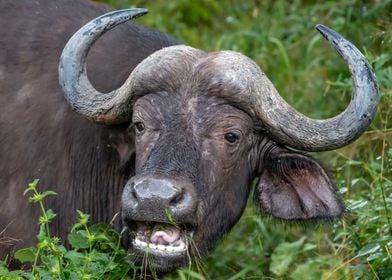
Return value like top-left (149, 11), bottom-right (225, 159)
top-left (2, 1), bottom-right (390, 279)
top-left (93, 0), bottom-right (392, 279)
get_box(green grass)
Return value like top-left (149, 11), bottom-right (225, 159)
top-left (2, 0), bottom-right (391, 279)
top-left (103, 1), bottom-right (391, 279)
top-left (1, 180), bottom-right (136, 279)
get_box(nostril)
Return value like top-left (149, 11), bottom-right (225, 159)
top-left (170, 188), bottom-right (184, 206)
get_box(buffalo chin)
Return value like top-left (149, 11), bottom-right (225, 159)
top-left (126, 221), bottom-right (193, 272)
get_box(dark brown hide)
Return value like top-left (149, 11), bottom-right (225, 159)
top-left (120, 46), bottom-right (343, 271)
top-left (1, 0), bottom-right (347, 274)
top-left (0, 0), bottom-right (177, 262)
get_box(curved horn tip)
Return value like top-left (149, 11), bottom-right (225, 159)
top-left (106, 8), bottom-right (149, 22)
top-left (58, 7), bottom-right (149, 125)
top-left (315, 24), bottom-right (341, 42)
top-left (124, 7), bottom-right (149, 17)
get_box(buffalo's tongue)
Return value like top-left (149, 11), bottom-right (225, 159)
top-left (150, 224), bottom-right (180, 245)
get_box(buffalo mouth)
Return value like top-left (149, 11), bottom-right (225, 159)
top-left (126, 221), bottom-right (194, 271)
top-left (133, 222), bottom-right (190, 252)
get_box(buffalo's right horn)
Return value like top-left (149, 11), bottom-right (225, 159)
top-left (219, 25), bottom-right (378, 151)
top-left (58, 8), bottom-right (148, 125)
top-left (251, 24), bottom-right (379, 151)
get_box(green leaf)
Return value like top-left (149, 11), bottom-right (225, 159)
top-left (91, 252), bottom-right (111, 265)
top-left (45, 209), bottom-right (56, 221)
top-left (71, 222), bottom-right (82, 232)
top-left (76, 210), bottom-right (89, 226)
top-left (40, 254), bottom-right (58, 269)
top-left (290, 260), bottom-right (321, 280)
top-left (345, 160), bottom-right (363, 166)
top-left (89, 223), bottom-right (110, 234)
top-left (302, 243), bottom-right (317, 252)
top-left (270, 237), bottom-right (306, 276)
top-left (29, 193), bottom-right (43, 203)
top-left (14, 247), bottom-right (36, 263)
top-left (178, 270), bottom-right (206, 280)
top-left (23, 179), bottom-right (40, 195)
top-left (68, 230), bottom-right (90, 249)
top-left (41, 190), bottom-right (58, 198)
top-left (57, 245), bottom-right (67, 254)
top-left (94, 233), bottom-right (109, 242)
top-left (36, 223), bottom-right (48, 243)
top-left (356, 243), bottom-right (381, 258)
top-left (164, 208), bottom-right (177, 226)
top-left (64, 250), bottom-right (84, 264)
top-left (348, 199), bottom-right (368, 210)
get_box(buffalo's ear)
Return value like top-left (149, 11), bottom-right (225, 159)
top-left (255, 152), bottom-right (344, 220)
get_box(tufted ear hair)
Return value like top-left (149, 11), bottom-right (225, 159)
top-left (255, 152), bottom-right (344, 220)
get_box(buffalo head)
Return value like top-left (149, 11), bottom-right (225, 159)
top-left (58, 9), bottom-right (378, 272)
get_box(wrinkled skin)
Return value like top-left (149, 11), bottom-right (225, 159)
top-left (0, 0), bottom-right (177, 268)
top-left (119, 49), bottom-right (344, 272)
top-left (124, 93), bottom-right (258, 270)
top-left (0, 0), bottom-right (346, 274)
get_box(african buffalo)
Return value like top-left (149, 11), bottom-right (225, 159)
top-left (0, 0), bottom-right (378, 273)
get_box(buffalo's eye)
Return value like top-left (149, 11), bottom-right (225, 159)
top-left (134, 122), bottom-right (145, 134)
top-left (224, 132), bottom-right (240, 143)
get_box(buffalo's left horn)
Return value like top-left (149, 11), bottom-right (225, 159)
top-left (59, 8), bottom-right (147, 125)
top-left (247, 24), bottom-right (378, 151)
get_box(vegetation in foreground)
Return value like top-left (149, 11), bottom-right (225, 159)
top-left (1, 0), bottom-right (391, 279)
top-left (0, 180), bottom-right (137, 279)
top-left (112, 1), bottom-right (391, 279)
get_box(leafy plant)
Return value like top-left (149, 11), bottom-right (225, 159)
top-left (0, 180), bottom-right (136, 280)
top-left (2, 1), bottom-right (391, 279)
top-left (110, 1), bottom-right (390, 279)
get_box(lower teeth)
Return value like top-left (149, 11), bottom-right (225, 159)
top-left (134, 238), bottom-right (186, 252)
